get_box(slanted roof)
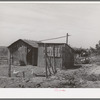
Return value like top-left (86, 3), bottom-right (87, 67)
top-left (22, 39), bottom-right (41, 48)
top-left (8, 39), bottom-right (41, 48)
top-left (38, 42), bottom-right (74, 52)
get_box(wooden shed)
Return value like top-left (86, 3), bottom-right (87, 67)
top-left (8, 39), bottom-right (40, 66)
top-left (38, 43), bottom-right (74, 69)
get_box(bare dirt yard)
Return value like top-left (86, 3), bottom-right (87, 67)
top-left (0, 55), bottom-right (100, 88)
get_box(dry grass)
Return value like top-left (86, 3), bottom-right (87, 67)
top-left (0, 65), bottom-right (46, 88)
top-left (0, 64), bottom-right (99, 88)
top-left (0, 55), bottom-right (100, 88)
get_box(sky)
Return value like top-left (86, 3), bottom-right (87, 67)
top-left (0, 2), bottom-right (100, 48)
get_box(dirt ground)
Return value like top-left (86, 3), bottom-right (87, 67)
top-left (0, 55), bottom-right (100, 88)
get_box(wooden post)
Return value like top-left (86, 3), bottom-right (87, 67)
top-left (23, 71), bottom-right (25, 78)
top-left (11, 52), bottom-right (13, 65)
top-left (66, 33), bottom-right (68, 44)
top-left (53, 45), bottom-right (57, 74)
top-left (64, 44), bottom-right (66, 69)
top-left (25, 47), bottom-right (27, 65)
top-left (31, 48), bottom-right (33, 66)
top-left (8, 49), bottom-right (11, 77)
top-left (26, 47), bottom-right (28, 65)
top-left (66, 33), bottom-right (71, 44)
top-left (46, 57), bottom-right (51, 76)
top-left (44, 44), bottom-right (48, 78)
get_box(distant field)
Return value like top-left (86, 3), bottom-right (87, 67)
top-left (0, 46), bottom-right (8, 57)
top-left (0, 57), bottom-right (8, 65)
top-left (0, 46), bottom-right (8, 65)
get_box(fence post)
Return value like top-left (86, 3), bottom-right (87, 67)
top-left (23, 71), bottom-right (25, 78)
top-left (53, 45), bottom-right (57, 74)
top-left (8, 49), bottom-right (11, 77)
top-left (44, 44), bottom-right (48, 78)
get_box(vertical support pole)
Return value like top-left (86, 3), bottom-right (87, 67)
top-left (31, 48), bottom-right (33, 66)
top-left (23, 71), bottom-right (25, 78)
top-left (25, 47), bottom-right (27, 65)
top-left (66, 33), bottom-right (68, 44)
top-left (8, 49), bottom-right (11, 77)
top-left (26, 47), bottom-right (28, 65)
top-left (66, 33), bottom-right (71, 44)
top-left (64, 44), bottom-right (66, 69)
top-left (47, 57), bottom-right (51, 76)
top-left (44, 44), bottom-right (48, 78)
top-left (53, 45), bottom-right (57, 74)
top-left (12, 52), bottom-right (13, 65)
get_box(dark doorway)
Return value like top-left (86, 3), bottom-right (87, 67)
top-left (27, 49), bottom-right (32, 65)
top-left (26, 48), bottom-right (38, 66)
top-left (33, 48), bottom-right (38, 66)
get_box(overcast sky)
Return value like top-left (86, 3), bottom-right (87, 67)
top-left (0, 3), bottom-right (100, 48)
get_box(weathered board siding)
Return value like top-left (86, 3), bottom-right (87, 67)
top-left (38, 43), bottom-right (74, 69)
top-left (8, 39), bottom-right (38, 66)
top-left (62, 44), bottom-right (74, 69)
top-left (12, 46), bottom-right (27, 65)
top-left (38, 46), bottom-right (45, 67)
top-left (8, 39), bottom-right (74, 68)
top-left (38, 44), bottom-right (63, 68)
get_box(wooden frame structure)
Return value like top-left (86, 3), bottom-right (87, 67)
top-left (8, 39), bottom-right (74, 78)
top-left (38, 43), bottom-right (74, 77)
top-left (8, 39), bottom-right (40, 77)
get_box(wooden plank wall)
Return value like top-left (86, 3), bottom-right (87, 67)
top-left (62, 44), bottom-right (74, 69)
top-left (38, 44), bottom-right (63, 68)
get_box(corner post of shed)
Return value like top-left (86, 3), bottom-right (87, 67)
top-left (44, 43), bottom-right (48, 78)
top-left (64, 43), bottom-right (66, 69)
top-left (53, 45), bottom-right (57, 74)
top-left (26, 46), bottom-right (29, 65)
top-left (8, 48), bottom-right (11, 77)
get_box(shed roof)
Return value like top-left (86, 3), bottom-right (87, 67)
top-left (8, 39), bottom-right (41, 48)
top-left (22, 39), bottom-right (41, 48)
top-left (38, 42), bottom-right (75, 52)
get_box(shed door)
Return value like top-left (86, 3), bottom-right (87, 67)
top-left (33, 48), bottom-right (38, 66)
top-left (26, 48), bottom-right (38, 66)
top-left (27, 49), bottom-right (32, 65)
